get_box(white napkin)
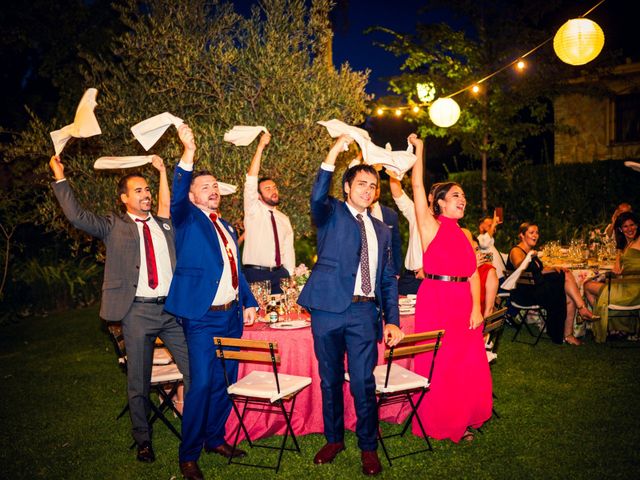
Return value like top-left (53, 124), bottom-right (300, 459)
top-left (131, 112), bottom-right (183, 151)
top-left (223, 126), bottom-right (268, 146)
top-left (50, 88), bottom-right (102, 155)
top-left (218, 182), bottom-right (237, 196)
top-left (624, 161), bottom-right (640, 173)
top-left (501, 251), bottom-right (534, 290)
top-left (317, 119), bottom-right (416, 180)
top-left (94, 156), bottom-right (155, 170)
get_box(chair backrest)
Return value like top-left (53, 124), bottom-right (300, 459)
top-left (214, 337), bottom-right (283, 392)
top-left (106, 322), bottom-right (127, 370)
top-left (607, 273), bottom-right (640, 305)
top-left (483, 307), bottom-right (508, 358)
top-left (382, 329), bottom-right (444, 389)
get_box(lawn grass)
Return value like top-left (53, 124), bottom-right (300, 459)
top-left (1, 305), bottom-right (639, 479)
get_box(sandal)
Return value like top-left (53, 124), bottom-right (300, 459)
top-left (564, 334), bottom-right (582, 346)
top-left (461, 430), bottom-right (475, 443)
top-left (576, 304), bottom-right (600, 323)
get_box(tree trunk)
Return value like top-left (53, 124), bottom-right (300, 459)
top-left (481, 133), bottom-right (488, 216)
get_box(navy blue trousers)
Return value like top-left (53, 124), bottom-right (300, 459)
top-left (311, 302), bottom-right (379, 451)
top-left (179, 307), bottom-right (242, 462)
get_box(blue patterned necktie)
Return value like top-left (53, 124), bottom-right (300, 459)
top-left (356, 213), bottom-right (371, 295)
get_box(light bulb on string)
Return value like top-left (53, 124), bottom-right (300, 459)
top-left (471, 85), bottom-right (480, 94)
top-left (376, 108), bottom-right (384, 116)
top-left (412, 106), bottom-right (420, 113)
top-left (516, 60), bottom-right (526, 71)
top-left (394, 109), bottom-right (402, 117)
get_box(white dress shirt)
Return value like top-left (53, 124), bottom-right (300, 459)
top-left (242, 175), bottom-right (295, 274)
top-left (392, 192), bottom-right (423, 272)
top-left (345, 202), bottom-right (378, 297)
top-left (128, 212), bottom-right (173, 297)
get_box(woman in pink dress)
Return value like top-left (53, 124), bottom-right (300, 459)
top-left (408, 134), bottom-right (492, 443)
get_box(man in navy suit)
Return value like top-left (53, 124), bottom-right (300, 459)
top-left (165, 125), bottom-right (258, 480)
top-left (298, 134), bottom-right (403, 476)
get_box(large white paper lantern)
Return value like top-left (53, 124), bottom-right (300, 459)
top-left (429, 97), bottom-right (460, 128)
top-left (553, 18), bottom-right (604, 66)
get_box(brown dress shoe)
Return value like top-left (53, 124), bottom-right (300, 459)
top-left (204, 442), bottom-right (247, 458)
top-left (313, 442), bottom-right (345, 464)
top-left (361, 450), bottom-right (382, 476)
top-left (136, 441), bottom-right (155, 463)
top-left (179, 461), bottom-right (204, 480)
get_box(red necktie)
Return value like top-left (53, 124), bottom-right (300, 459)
top-left (269, 210), bottom-right (281, 267)
top-left (209, 213), bottom-right (238, 289)
top-left (135, 218), bottom-right (158, 289)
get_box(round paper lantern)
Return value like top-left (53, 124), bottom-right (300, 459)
top-left (429, 97), bottom-right (460, 128)
top-left (553, 18), bottom-right (604, 66)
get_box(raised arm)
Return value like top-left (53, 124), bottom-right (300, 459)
top-left (150, 155), bottom-right (169, 218)
top-left (311, 134), bottom-right (353, 227)
top-left (171, 124), bottom-right (196, 225)
top-left (409, 134), bottom-right (439, 251)
top-left (247, 131), bottom-right (271, 177)
top-left (244, 131), bottom-right (271, 215)
top-left (49, 155), bottom-right (112, 239)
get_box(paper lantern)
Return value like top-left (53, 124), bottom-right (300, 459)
top-left (429, 97), bottom-right (460, 128)
top-left (553, 18), bottom-right (604, 66)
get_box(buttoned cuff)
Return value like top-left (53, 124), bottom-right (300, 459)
top-left (178, 161), bottom-right (193, 171)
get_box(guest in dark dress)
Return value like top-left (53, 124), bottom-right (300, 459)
top-left (506, 222), bottom-right (596, 345)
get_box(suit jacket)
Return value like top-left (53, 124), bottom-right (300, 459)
top-left (165, 166), bottom-right (258, 321)
top-left (380, 204), bottom-right (403, 275)
top-left (52, 179), bottom-right (176, 321)
top-left (298, 167), bottom-right (399, 336)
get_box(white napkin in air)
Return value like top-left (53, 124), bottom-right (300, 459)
top-left (131, 112), bottom-right (183, 151)
top-left (93, 156), bottom-right (155, 170)
top-left (50, 88), bottom-right (102, 155)
top-left (218, 182), bottom-right (237, 196)
top-left (223, 126), bottom-right (268, 146)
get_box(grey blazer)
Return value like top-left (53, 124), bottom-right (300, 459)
top-left (52, 180), bottom-right (176, 321)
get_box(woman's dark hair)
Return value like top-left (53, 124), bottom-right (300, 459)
top-left (614, 211), bottom-right (640, 250)
top-left (431, 182), bottom-right (461, 215)
top-left (518, 222), bottom-right (538, 237)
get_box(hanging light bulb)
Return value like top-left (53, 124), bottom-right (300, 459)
top-left (471, 85), bottom-right (480, 94)
top-left (516, 60), bottom-right (526, 70)
top-left (553, 18), bottom-right (605, 66)
top-left (394, 109), bottom-right (402, 117)
top-left (376, 108), bottom-right (384, 116)
top-left (429, 97), bottom-right (460, 128)
top-left (412, 106), bottom-right (420, 113)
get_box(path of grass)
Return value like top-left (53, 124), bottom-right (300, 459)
top-left (1, 306), bottom-right (639, 479)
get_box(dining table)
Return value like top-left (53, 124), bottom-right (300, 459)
top-left (224, 310), bottom-right (417, 443)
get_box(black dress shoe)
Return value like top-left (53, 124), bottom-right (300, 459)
top-left (180, 460), bottom-right (204, 480)
top-left (204, 442), bottom-right (247, 458)
top-left (361, 450), bottom-right (382, 476)
top-left (313, 442), bottom-right (345, 464)
top-left (136, 441), bottom-right (155, 463)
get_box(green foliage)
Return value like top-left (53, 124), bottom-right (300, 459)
top-left (450, 160), bottom-right (640, 249)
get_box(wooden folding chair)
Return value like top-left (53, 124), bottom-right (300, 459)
top-left (605, 273), bottom-right (640, 348)
top-left (371, 329), bottom-right (445, 466)
top-left (483, 308), bottom-right (508, 419)
top-left (214, 337), bottom-right (311, 473)
top-left (106, 323), bottom-right (183, 447)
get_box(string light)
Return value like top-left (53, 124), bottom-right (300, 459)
top-left (372, 0), bottom-right (607, 127)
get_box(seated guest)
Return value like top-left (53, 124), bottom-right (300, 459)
top-left (477, 211), bottom-right (507, 280)
top-left (474, 242), bottom-right (499, 318)
top-left (506, 222), bottom-right (596, 346)
top-left (585, 211), bottom-right (640, 342)
top-left (604, 203), bottom-right (632, 239)
top-left (389, 176), bottom-right (424, 294)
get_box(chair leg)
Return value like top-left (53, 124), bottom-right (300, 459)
top-left (376, 397), bottom-right (392, 467)
top-left (229, 397), bottom-right (251, 466)
top-left (512, 310), bottom-right (526, 342)
top-left (116, 402), bottom-right (129, 420)
top-left (147, 398), bottom-right (182, 440)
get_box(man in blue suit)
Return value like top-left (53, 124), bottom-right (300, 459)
top-left (298, 134), bottom-right (404, 476)
top-left (165, 125), bottom-right (258, 480)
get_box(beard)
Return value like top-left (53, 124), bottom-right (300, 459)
top-left (261, 195), bottom-right (280, 207)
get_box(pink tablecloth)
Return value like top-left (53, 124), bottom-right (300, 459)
top-left (224, 314), bottom-right (416, 443)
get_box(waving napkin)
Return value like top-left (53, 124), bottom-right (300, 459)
top-left (317, 119), bottom-right (416, 180)
top-left (94, 156), bottom-right (155, 170)
top-left (223, 126), bottom-right (268, 146)
top-left (50, 88), bottom-right (102, 155)
top-left (131, 112), bottom-right (183, 151)
top-left (624, 161), bottom-right (640, 173)
top-left (500, 250), bottom-right (534, 291)
top-left (218, 182), bottom-right (237, 196)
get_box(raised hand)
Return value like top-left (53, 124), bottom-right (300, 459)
top-left (150, 155), bottom-right (165, 172)
top-left (178, 124), bottom-right (196, 152)
top-left (258, 131), bottom-right (271, 148)
top-left (407, 133), bottom-right (423, 148)
top-left (49, 155), bottom-right (65, 181)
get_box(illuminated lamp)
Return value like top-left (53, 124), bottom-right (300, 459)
top-left (428, 97), bottom-right (460, 128)
top-left (394, 109), bottom-right (402, 117)
top-left (553, 18), bottom-right (604, 66)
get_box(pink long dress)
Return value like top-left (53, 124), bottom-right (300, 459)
top-left (412, 215), bottom-right (493, 442)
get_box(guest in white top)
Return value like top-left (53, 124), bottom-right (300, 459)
top-left (242, 131), bottom-right (295, 293)
top-left (389, 176), bottom-right (424, 294)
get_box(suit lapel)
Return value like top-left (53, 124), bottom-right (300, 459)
top-left (154, 216), bottom-right (176, 268)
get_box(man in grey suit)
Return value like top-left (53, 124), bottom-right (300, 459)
top-left (49, 153), bottom-right (190, 464)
